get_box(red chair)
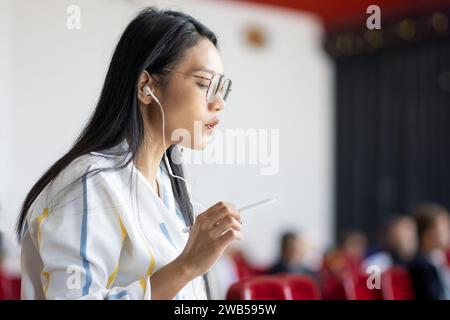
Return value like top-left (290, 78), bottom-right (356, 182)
top-left (343, 273), bottom-right (383, 300)
top-left (0, 272), bottom-right (21, 300)
top-left (318, 266), bottom-right (348, 300)
top-left (226, 276), bottom-right (290, 300)
top-left (381, 266), bottom-right (414, 300)
top-left (9, 277), bottom-right (21, 300)
top-left (278, 274), bottom-right (321, 300)
top-left (319, 268), bottom-right (347, 299)
top-left (319, 250), bottom-right (363, 299)
top-left (0, 274), bottom-right (5, 300)
top-left (230, 251), bottom-right (268, 280)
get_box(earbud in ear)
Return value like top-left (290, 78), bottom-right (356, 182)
top-left (143, 85), bottom-right (161, 106)
top-left (143, 85), bottom-right (152, 96)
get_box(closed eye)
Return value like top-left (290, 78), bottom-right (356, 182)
top-left (196, 83), bottom-right (208, 89)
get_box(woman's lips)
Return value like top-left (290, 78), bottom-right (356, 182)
top-left (205, 117), bottom-right (220, 132)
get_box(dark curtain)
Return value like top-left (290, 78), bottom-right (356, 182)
top-left (335, 37), bottom-right (450, 243)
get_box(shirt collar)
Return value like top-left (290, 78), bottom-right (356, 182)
top-left (89, 139), bottom-right (130, 159)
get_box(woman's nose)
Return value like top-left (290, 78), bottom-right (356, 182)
top-left (209, 95), bottom-right (225, 112)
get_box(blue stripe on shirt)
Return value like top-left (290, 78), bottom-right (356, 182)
top-left (159, 167), bottom-right (172, 212)
top-left (159, 222), bottom-right (177, 249)
top-left (81, 172), bottom-right (92, 296)
top-left (175, 206), bottom-right (186, 225)
top-left (107, 290), bottom-right (129, 300)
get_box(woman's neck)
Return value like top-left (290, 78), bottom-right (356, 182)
top-left (134, 123), bottom-right (170, 196)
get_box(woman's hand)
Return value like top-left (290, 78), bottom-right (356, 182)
top-left (177, 202), bottom-right (243, 279)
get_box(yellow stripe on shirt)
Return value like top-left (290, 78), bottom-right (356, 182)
top-left (119, 217), bottom-right (127, 242)
top-left (144, 235), bottom-right (156, 277)
top-left (42, 271), bottom-right (50, 297)
top-left (139, 277), bottom-right (147, 291)
top-left (36, 208), bottom-right (49, 248)
top-left (106, 216), bottom-right (128, 288)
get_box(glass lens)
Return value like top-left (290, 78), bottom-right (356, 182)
top-left (222, 79), bottom-right (231, 101)
top-left (207, 74), bottom-right (221, 102)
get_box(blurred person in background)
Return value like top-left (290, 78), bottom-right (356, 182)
top-left (319, 230), bottom-right (367, 299)
top-left (363, 215), bottom-right (418, 272)
top-left (409, 203), bottom-right (450, 299)
top-left (323, 230), bottom-right (368, 277)
top-left (268, 231), bottom-right (316, 279)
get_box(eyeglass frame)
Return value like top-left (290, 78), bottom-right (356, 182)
top-left (162, 67), bottom-right (232, 103)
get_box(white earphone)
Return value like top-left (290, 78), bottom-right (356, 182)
top-left (143, 85), bottom-right (155, 100)
top-left (142, 85), bottom-right (205, 211)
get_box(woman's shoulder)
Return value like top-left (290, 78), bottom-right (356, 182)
top-left (53, 153), bottom-right (116, 187)
top-left (28, 152), bottom-right (126, 219)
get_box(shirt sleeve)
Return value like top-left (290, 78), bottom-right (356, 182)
top-left (29, 166), bottom-right (151, 300)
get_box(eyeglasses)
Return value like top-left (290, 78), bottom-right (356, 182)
top-left (163, 68), bottom-right (232, 103)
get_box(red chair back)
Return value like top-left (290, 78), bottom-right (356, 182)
top-left (446, 249), bottom-right (450, 267)
top-left (0, 272), bottom-right (21, 300)
top-left (10, 277), bottom-right (21, 300)
top-left (278, 274), bottom-right (321, 300)
top-left (381, 266), bottom-right (414, 300)
top-left (230, 251), bottom-right (268, 279)
top-left (226, 276), bottom-right (289, 300)
top-left (0, 273), bottom-right (5, 300)
top-left (319, 267), bottom-right (347, 299)
top-left (343, 273), bottom-right (383, 300)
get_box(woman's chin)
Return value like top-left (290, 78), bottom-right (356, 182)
top-left (194, 140), bottom-right (209, 150)
top-left (177, 130), bottom-right (213, 150)
top-left (180, 138), bottom-right (209, 150)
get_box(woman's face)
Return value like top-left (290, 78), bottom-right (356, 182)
top-left (434, 214), bottom-right (450, 249)
top-left (157, 38), bottom-right (226, 150)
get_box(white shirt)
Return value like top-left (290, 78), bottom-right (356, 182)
top-left (20, 141), bottom-right (207, 300)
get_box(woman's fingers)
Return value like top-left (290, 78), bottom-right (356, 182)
top-left (179, 201), bottom-right (243, 278)
top-left (206, 202), bottom-right (241, 227)
top-left (202, 201), bottom-right (233, 218)
top-left (209, 215), bottom-right (242, 238)
top-left (216, 228), bottom-right (243, 247)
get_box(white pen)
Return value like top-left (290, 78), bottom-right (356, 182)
top-left (182, 197), bottom-right (278, 233)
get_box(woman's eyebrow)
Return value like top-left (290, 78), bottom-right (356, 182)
top-left (191, 67), bottom-right (224, 76)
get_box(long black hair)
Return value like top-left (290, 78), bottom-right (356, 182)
top-left (16, 7), bottom-right (218, 299)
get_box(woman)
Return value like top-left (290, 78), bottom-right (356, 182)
top-left (17, 7), bottom-right (242, 300)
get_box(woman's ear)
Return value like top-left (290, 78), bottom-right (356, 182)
top-left (137, 70), bottom-right (158, 106)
